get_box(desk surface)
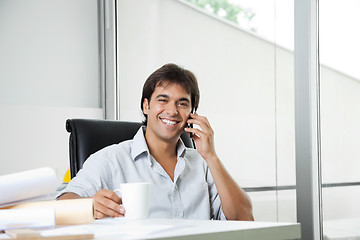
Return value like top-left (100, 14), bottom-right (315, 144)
top-left (33, 218), bottom-right (301, 240)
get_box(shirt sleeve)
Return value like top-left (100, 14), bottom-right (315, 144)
top-left (206, 166), bottom-right (227, 220)
top-left (55, 150), bottom-right (112, 199)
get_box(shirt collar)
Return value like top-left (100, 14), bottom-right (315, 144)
top-left (131, 126), bottom-right (187, 161)
top-left (131, 126), bottom-right (149, 161)
top-left (177, 138), bottom-right (186, 158)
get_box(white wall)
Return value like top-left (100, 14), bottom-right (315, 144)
top-left (0, 105), bottom-right (103, 181)
top-left (0, 0), bottom-right (100, 107)
top-left (116, 0), bottom-right (360, 221)
top-left (0, 0), bottom-right (103, 183)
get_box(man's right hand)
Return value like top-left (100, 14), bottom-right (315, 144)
top-left (93, 189), bottom-right (124, 219)
top-left (58, 189), bottom-right (125, 219)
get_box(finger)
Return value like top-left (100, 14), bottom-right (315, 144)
top-left (186, 119), bottom-right (214, 137)
top-left (196, 114), bottom-right (212, 130)
top-left (94, 202), bottom-right (125, 218)
top-left (95, 194), bottom-right (122, 212)
top-left (98, 189), bottom-right (122, 204)
top-left (93, 190), bottom-right (123, 217)
top-left (94, 200), bottom-right (121, 218)
top-left (95, 210), bottom-right (105, 219)
top-left (187, 118), bottom-right (210, 133)
top-left (189, 113), bottom-right (212, 132)
top-left (185, 127), bottom-right (206, 139)
top-left (190, 131), bottom-right (201, 142)
top-left (94, 208), bottom-right (125, 219)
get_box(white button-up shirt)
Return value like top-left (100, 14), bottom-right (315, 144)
top-left (59, 127), bottom-right (226, 220)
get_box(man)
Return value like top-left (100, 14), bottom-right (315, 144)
top-left (58, 63), bottom-right (253, 221)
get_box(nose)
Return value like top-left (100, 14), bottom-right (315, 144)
top-left (165, 103), bottom-right (178, 116)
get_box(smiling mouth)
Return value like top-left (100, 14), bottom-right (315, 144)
top-left (160, 118), bottom-right (180, 126)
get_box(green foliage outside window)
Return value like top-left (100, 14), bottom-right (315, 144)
top-left (185, 0), bottom-right (256, 32)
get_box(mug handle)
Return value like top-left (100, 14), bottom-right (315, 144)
top-left (114, 188), bottom-right (122, 196)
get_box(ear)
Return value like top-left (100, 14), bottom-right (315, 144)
top-left (143, 98), bottom-right (149, 114)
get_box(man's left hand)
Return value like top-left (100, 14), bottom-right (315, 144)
top-left (185, 112), bottom-right (217, 162)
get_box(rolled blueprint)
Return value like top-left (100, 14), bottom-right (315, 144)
top-left (0, 167), bottom-right (57, 205)
top-left (6, 198), bottom-right (95, 225)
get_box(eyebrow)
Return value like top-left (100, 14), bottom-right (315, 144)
top-left (156, 94), bottom-right (169, 99)
top-left (156, 94), bottom-right (190, 103)
top-left (178, 97), bottom-right (190, 103)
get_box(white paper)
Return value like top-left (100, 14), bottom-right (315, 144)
top-left (0, 208), bottom-right (55, 230)
top-left (0, 167), bottom-right (57, 206)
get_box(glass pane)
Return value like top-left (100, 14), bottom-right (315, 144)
top-left (117, 0), bottom-right (295, 222)
top-left (273, 0), bottom-right (296, 222)
top-left (319, 0), bottom-right (360, 238)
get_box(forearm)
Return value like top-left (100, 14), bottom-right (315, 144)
top-left (207, 156), bottom-right (254, 221)
top-left (57, 192), bottom-right (81, 200)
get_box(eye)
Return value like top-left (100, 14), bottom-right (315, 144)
top-left (158, 98), bottom-right (167, 102)
top-left (178, 102), bottom-right (189, 107)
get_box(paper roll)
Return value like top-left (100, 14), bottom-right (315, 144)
top-left (0, 167), bottom-right (57, 205)
top-left (5, 199), bottom-right (94, 225)
top-left (0, 208), bottom-right (55, 230)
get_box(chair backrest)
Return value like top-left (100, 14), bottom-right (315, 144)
top-left (66, 118), bottom-right (194, 178)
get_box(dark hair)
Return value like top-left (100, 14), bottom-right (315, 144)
top-left (141, 63), bottom-right (200, 125)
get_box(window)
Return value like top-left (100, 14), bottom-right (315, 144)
top-left (319, 0), bottom-right (360, 237)
top-left (116, 0), bottom-right (295, 222)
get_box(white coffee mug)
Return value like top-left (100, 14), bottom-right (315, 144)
top-left (114, 182), bottom-right (151, 220)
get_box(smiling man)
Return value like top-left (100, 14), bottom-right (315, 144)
top-left (58, 63), bottom-right (253, 221)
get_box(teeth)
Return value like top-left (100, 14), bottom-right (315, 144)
top-left (161, 119), bottom-right (177, 125)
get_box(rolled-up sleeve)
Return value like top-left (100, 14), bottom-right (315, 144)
top-left (206, 167), bottom-right (227, 220)
top-left (56, 151), bottom-right (112, 199)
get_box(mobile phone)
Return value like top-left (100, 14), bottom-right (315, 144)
top-left (187, 112), bottom-right (193, 138)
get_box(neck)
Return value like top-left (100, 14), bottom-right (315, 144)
top-left (144, 131), bottom-right (178, 160)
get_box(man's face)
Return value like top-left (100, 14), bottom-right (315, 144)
top-left (143, 82), bottom-right (192, 143)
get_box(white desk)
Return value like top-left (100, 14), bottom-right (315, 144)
top-left (29, 218), bottom-right (300, 240)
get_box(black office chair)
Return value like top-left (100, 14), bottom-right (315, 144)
top-left (66, 119), bottom-right (194, 179)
